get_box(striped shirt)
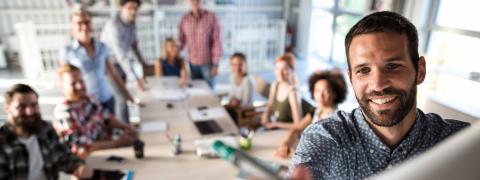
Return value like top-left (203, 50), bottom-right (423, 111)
top-left (178, 9), bottom-right (222, 66)
top-left (290, 108), bottom-right (469, 179)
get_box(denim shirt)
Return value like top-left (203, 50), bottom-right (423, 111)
top-left (290, 108), bottom-right (469, 179)
top-left (59, 38), bottom-right (113, 102)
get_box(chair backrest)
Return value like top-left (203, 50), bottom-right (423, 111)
top-left (143, 64), bottom-right (156, 77)
top-left (252, 75), bottom-right (270, 99)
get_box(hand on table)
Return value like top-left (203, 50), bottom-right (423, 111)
top-left (73, 165), bottom-right (93, 179)
top-left (290, 166), bottom-right (312, 180)
top-left (274, 143), bottom-right (292, 159)
top-left (210, 66), bottom-right (218, 77)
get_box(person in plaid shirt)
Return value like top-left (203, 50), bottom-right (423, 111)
top-left (0, 84), bottom-right (93, 179)
top-left (179, 0), bottom-right (222, 87)
top-left (53, 64), bottom-right (137, 159)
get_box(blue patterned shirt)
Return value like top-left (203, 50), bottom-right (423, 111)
top-left (290, 108), bottom-right (469, 179)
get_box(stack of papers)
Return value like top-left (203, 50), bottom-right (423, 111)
top-left (140, 121), bottom-right (168, 133)
top-left (189, 107), bottom-right (228, 121)
top-left (186, 88), bottom-right (211, 96)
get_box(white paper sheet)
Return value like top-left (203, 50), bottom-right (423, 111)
top-left (189, 107), bottom-right (228, 122)
top-left (151, 89), bottom-right (187, 100)
top-left (186, 88), bottom-right (211, 96)
top-left (140, 121), bottom-right (168, 133)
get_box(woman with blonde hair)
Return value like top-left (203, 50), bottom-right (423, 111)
top-left (260, 54), bottom-right (302, 130)
top-left (155, 37), bottom-right (189, 86)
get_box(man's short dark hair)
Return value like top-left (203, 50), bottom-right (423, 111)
top-left (308, 71), bottom-right (347, 105)
top-left (4, 84), bottom-right (38, 104)
top-left (345, 11), bottom-right (419, 72)
top-left (120, 0), bottom-right (141, 7)
top-left (230, 52), bottom-right (247, 62)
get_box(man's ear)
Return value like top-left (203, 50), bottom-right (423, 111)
top-left (347, 69), bottom-right (352, 83)
top-left (416, 56), bottom-right (426, 85)
top-left (3, 104), bottom-right (8, 113)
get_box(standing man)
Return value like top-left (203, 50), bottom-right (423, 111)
top-left (101, 0), bottom-right (146, 122)
top-left (179, 0), bottom-right (222, 87)
top-left (61, 5), bottom-right (141, 123)
top-left (288, 11), bottom-right (470, 179)
top-left (0, 84), bottom-right (93, 179)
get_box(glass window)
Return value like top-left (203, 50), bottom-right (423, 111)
top-left (307, 0), bottom-right (369, 67)
top-left (332, 15), bottom-right (362, 64)
top-left (308, 10), bottom-right (334, 60)
top-left (436, 0), bottom-right (480, 31)
top-left (427, 0), bottom-right (480, 115)
top-left (338, 0), bottom-right (373, 13)
top-left (313, 0), bottom-right (335, 9)
top-left (434, 73), bottom-right (480, 111)
top-left (427, 31), bottom-right (480, 71)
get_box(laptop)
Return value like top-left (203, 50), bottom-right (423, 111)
top-left (194, 119), bottom-right (223, 135)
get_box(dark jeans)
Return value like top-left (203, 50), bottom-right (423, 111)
top-left (189, 64), bottom-right (216, 88)
top-left (101, 96), bottom-right (116, 115)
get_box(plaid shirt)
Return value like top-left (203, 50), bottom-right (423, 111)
top-left (178, 9), bottom-right (222, 66)
top-left (0, 121), bottom-right (84, 179)
top-left (53, 97), bottom-right (113, 155)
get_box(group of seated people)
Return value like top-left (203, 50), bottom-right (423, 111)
top-left (0, 3), bottom-right (474, 179)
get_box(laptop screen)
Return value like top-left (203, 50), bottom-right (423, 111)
top-left (194, 120), bottom-right (223, 135)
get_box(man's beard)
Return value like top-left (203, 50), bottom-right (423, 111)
top-left (356, 82), bottom-right (417, 127)
top-left (69, 89), bottom-right (88, 101)
top-left (13, 113), bottom-right (43, 135)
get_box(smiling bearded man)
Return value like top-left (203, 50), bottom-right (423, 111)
top-left (288, 11), bottom-right (470, 180)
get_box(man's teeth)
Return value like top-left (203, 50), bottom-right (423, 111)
top-left (371, 97), bottom-right (395, 104)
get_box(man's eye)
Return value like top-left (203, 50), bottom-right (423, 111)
top-left (356, 67), bottom-right (370, 75)
top-left (387, 63), bottom-right (401, 70)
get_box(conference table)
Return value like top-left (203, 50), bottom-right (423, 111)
top-left (86, 77), bottom-right (290, 179)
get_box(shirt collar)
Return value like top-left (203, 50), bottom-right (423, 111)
top-left (189, 9), bottom-right (207, 18)
top-left (116, 12), bottom-right (135, 26)
top-left (71, 39), bottom-right (81, 50)
top-left (354, 108), bottom-right (426, 154)
top-left (71, 38), bottom-right (98, 51)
